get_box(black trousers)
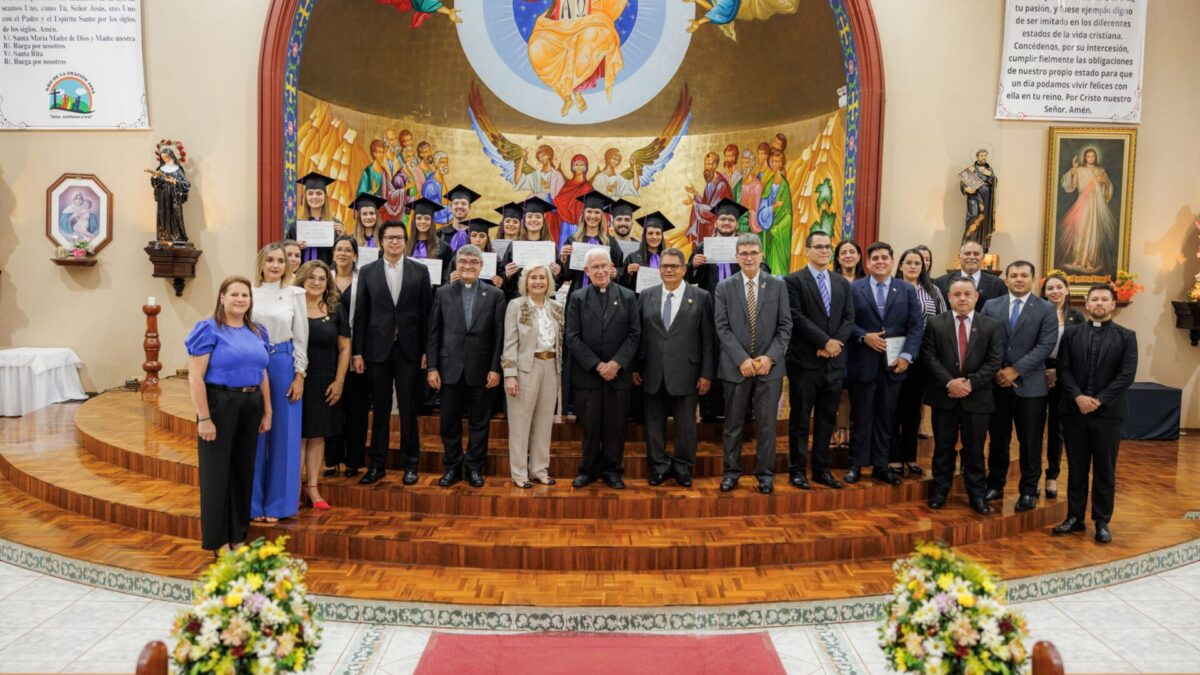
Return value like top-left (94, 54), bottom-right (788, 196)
top-left (1063, 414), bottom-right (1122, 524)
top-left (439, 378), bottom-right (492, 474)
top-left (786, 366), bottom-right (839, 477)
top-left (644, 388), bottom-right (699, 477)
top-left (848, 369), bottom-right (901, 470)
top-left (574, 385), bottom-right (630, 479)
top-left (198, 387), bottom-right (263, 551)
top-left (325, 370), bottom-right (371, 470)
top-left (930, 406), bottom-right (989, 502)
top-left (368, 344), bottom-right (421, 471)
top-left (986, 387), bottom-right (1047, 496)
top-left (722, 377), bottom-right (782, 479)
top-left (890, 364), bottom-right (927, 464)
top-left (1045, 382), bottom-right (1065, 480)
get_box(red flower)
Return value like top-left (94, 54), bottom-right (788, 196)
top-left (956, 645), bottom-right (970, 658)
top-left (186, 619), bottom-right (201, 634)
top-left (231, 645), bottom-right (246, 657)
top-left (999, 618), bottom-right (1014, 633)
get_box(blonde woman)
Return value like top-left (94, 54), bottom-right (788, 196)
top-left (502, 263), bottom-right (563, 488)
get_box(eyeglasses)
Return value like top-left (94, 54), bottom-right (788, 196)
top-left (382, 235), bottom-right (405, 242)
top-left (809, 244), bottom-right (833, 250)
top-left (659, 264), bottom-right (684, 271)
top-left (457, 259), bottom-right (482, 267)
top-left (736, 251), bottom-right (762, 258)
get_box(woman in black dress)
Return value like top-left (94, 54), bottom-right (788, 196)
top-left (1040, 272), bottom-right (1084, 498)
top-left (293, 260), bottom-right (350, 510)
top-left (620, 211), bottom-right (673, 291)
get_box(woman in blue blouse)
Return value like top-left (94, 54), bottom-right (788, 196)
top-left (186, 276), bottom-right (272, 554)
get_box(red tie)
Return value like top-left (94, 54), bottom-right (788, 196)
top-left (957, 315), bottom-right (969, 372)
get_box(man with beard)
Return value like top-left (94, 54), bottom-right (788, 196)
top-left (684, 151), bottom-right (733, 243)
top-left (609, 198), bottom-right (639, 243)
top-left (723, 143), bottom-right (741, 186)
top-left (733, 150), bottom-right (762, 233)
top-left (435, 184), bottom-right (480, 254)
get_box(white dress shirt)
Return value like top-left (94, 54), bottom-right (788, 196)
top-left (252, 281), bottom-right (309, 373)
top-left (1007, 292), bottom-right (1031, 320)
top-left (659, 284), bottom-right (684, 328)
top-left (383, 256), bottom-right (405, 304)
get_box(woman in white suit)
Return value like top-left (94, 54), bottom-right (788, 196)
top-left (502, 263), bottom-right (563, 488)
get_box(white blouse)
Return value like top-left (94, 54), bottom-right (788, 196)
top-left (252, 281), bottom-right (309, 374)
top-left (533, 303), bottom-right (557, 352)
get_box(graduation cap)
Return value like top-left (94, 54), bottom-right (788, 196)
top-left (408, 197), bottom-right (444, 217)
top-left (444, 184), bottom-right (481, 204)
top-left (297, 171), bottom-right (335, 191)
top-left (635, 211), bottom-right (676, 232)
top-left (713, 198), bottom-right (749, 218)
top-left (576, 190), bottom-right (615, 211)
top-left (495, 202), bottom-right (524, 220)
top-left (466, 218), bottom-right (496, 234)
top-left (521, 196), bottom-right (556, 215)
top-left (609, 198), bottom-right (639, 218)
top-left (351, 192), bottom-right (386, 211)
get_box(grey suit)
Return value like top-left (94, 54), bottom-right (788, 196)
top-left (714, 272), bottom-right (792, 481)
top-left (636, 284), bottom-right (715, 478)
top-left (981, 293), bottom-right (1058, 496)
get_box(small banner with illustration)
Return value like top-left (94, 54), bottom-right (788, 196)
top-left (0, 0), bottom-right (149, 130)
top-left (995, 0), bottom-right (1145, 123)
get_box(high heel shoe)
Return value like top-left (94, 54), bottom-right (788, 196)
top-left (512, 479), bottom-right (533, 489)
top-left (305, 485), bottom-right (331, 510)
top-left (1044, 479), bottom-right (1058, 499)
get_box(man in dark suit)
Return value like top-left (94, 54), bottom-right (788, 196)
top-left (426, 245), bottom-right (506, 488)
top-left (933, 241), bottom-right (1006, 311)
top-left (1052, 284), bottom-right (1137, 544)
top-left (565, 247), bottom-right (641, 489)
top-left (922, 277), bottom-right (1005, 514)
top-left (714, 234), bottom-right (792, 494)
top-left (783, 231), bottom-right (850, 490)
top-left (351, 220), bottom-right (433, 485)
top-left (845, 242), bottom-right (925, 486)
top-left (633, 247), bottom-right (714, 487)
top-left (980, 261), bottom-right (1058, 510)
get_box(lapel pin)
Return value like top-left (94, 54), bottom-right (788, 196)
top-left (613, 301), bottom-right (618, 306)
top-left (688, 298), bottom-right (693, 304)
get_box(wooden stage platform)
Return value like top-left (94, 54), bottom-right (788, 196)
top-left (0, 379), bottom-right (1196, 612)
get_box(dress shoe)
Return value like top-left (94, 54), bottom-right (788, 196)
top-left (928, 492), bottom-right (947, 509)
top-left (513, 479), bottom-right (533, 489)
top-left (789, 474), bottom-right (811, 490)
top-left (969, 497), bottom-right (993, 515)
top-left (871, 467), bottom-right (902, 486)
top-left (675, 473), bottom-right (692, 488)
top-left (844, 466), bottom-right (861, 484)
top-left (603, 475), bottom-right (626, 490)
top-left (1014, 494), bottom-right (1037, 512)
top-left (1044, 479), bottom-right (1058, 499)
top-left (572, 474), bottom-right (594, 488)
top-left (1052, 516), bottom-right (1086, 535)
top-left (344, 468), bottom-right (361, 478)
top-left (358, 468), bottom-right (385, 485)
top-left (758, 479), bottom-right (774, 494)
top-left (322, 467), bottom-right (339, 478)
top-left (984, 488), bottom-right (1003, 502)
top-left (905, 463), bottom-right (924, 476)
top-left (537, 476), bottom-right (557, 486)
top-left (438, 470), bottom-right (462, 487)
top-left (468, 471), bottom-right (485, 488)
top-left (648, 472), bottom-right (669, 486)
top-left (813, 472), bottom-right (843, 489)
top-left (1095, 522), bottom-right (1112, 543)
top-left (719, 476), bottom-right (738, 492)
top-left (403, 470), bottom-right (419, 485)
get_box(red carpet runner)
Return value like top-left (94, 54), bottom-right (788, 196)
top-left (414, 632), bottom-right (786, 674)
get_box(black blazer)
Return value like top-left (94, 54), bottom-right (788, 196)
top-left (560, 237), bottom-right (626, 297)
top-left (564, 283), bottom-right (641, 390)
top-left (934, 271), bottom-right (1006, 311)
top-left (635, 284), bottom-right (715, 397)
top-left (426, 280), bottom-right (506, 386)
top-left (784, 267), bottom-right (854, 373)
top-left (921, 312), bottom-right (1005, 414)
top-left (1046, 307), bottom-right (1085, 369)
top-left (351, 256), bottom-right (433, 363)
top-left (686, 240), bottom-right (770, 295)
top-left (1057, 321), bottom-right (1138, 418)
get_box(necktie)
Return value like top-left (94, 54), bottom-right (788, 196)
top-left (463, 285), bottom-right (475, 327)
top-left (1009, 298), bottom-right (1022, 334)
top-left (957, 315), bottom-right (969, 372)
top-left (875, 281), bottom-right (887, 319)
top-left (662, 291), bottom-right (673, 331)
top-left (817, 271), bottom-right (831, 315)
top-left (747, 279), bottom-right (758, 357)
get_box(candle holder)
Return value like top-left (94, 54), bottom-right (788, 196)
top-left (142, 303), bottom-right (162, 391)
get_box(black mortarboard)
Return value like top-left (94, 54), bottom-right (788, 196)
top-left (351, 192), bottom-right (386, 211)
top-left (298, 171), bottom-right (335, 190)
top-left (609, 198), bottom-right (639, 217)
top-left (467, 218), bottom-right (495, 234)
top-left (495, 202), bottom-right (523, 220)
top-left (713, 198), bottom-right (749, 218)
top-left (444, 184), bottom-right (481, 204)
top-left (408, 197), bottom-right (443, 217)
top-left (635, 211), bottom-right (676, 232)
top-left (576, 190), bottom-right (615, 211)
top-left (521, 196), bottom-right (556, 215)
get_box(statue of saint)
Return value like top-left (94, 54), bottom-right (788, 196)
top-left (149, 146), bottom-right (190, 242)
top-left (960, 149), bottom-right (996, 252)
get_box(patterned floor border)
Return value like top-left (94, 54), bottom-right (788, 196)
top-left (0, 536), bottom-right (1196, 632)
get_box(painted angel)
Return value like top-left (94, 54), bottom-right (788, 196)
top-left (684, 0), bottom-right (799, 41)
top-left (375, 0), bottom-right (461, 28)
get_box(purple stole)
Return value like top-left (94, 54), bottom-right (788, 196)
top-left (581, 236), bottom-right (600, 288)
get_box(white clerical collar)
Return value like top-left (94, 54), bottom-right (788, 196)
top-left (1091, 320), bottom-right (1106, 327)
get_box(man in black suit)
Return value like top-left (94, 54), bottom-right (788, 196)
top-left (351, 220), bottom-right (433, 485)
top-left (633, 247), bottom-right (714, 487)
top-left (1052, 284), bottom-right (1137, 544)
top-left (922, 278), bottom-right (1004, 515)
top-left (933, 241), bottom-right (1006, 311)
top-left (565, 247), bottom-right (642, 489)
top-left (783, 231), bottom-right (850, 490)
top-left (426, 244), bottom-right (506, 488)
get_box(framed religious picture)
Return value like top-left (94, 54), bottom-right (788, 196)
top-left (1043, 127), bottom-right (1136, 296)
top-left (46, 173), bottom-right (114, 257)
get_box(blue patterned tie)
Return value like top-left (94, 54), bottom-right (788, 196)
top-left (662, 290), bottom-right (673, 331)
top-left (1009, 298), bottom-right (1022, 334)
top-left (875, 281), bottom-right (887, 319)
top-left (817, 271), bottom-right (831, 315)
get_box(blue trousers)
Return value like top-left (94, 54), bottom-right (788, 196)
top-left (252, 343), bottom-right (301, 519)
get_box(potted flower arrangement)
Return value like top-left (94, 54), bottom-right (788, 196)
top-left (1111, 270), bottom-right (1143, 303)
top-left (70, 238), bottom-right (91, 258)
top-left (171, 537), bottom-right (322, 674)
top-left (879, 542), bottom-right (1029, 674)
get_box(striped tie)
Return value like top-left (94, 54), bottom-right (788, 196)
top-left (747, 279), bottom-right (757, 357)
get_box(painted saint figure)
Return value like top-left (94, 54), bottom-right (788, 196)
top-left (1057, 148), bottom-right (1117, 275)
top-left (684, 151), bottom-right (732, 243)
top-left (150, 147), bottom-right (190, 242)
top-left (525, 0), bottom-right (627, 116)
top-left (960, 148), bottom-right (997, 252)
top-left (756, 149), bottom-right (793, 275)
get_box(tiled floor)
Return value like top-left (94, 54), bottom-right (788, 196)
top-left (0, 559), bottom-right (1197, 674)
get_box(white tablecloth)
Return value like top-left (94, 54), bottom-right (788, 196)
top-left (0, 348), bottom-right (88, 416)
